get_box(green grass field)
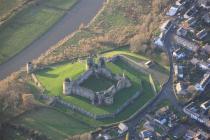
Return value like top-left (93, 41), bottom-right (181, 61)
top-left (0, 0), bottom-right (26, 19)
top-left (0, 0), bottom-right (77, 64)
top-left (81, 75), bottom-right (116, 92)
top-left (13, 108), bottom-right (92, 140)
top-left (36, 50), bottom-right (157, 115)
top-left (36, 61), bottom-right (86, 96)
top-left (21, 50), bottom-right (163, 140)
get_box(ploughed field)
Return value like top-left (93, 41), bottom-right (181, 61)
top-left (0, 0), bottom-right (77, 64)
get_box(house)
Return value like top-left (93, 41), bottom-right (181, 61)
top-left (200, 100), bottom-right (210, 111)
top-left (191, 57), bottom-right (200, 65)
top-left (173, 49), bottom-right (186, 60)
top-left (97, 134), bottom-right (111, 140)
top-left (190, 58), bottom-right (209, 70)
top-left (195, 72), bottom-right (210, 92)
top-left (196, 29), bottom-right (208, 40)
top-left (154, 106), bottom-right (179, 129)
top-left (208, 58), bottom-right (210, 63)
top-left (199, 0), bottom-right (210, 9)
top-left (145, 60), bottom-right (154, 68)
top-left (143, 121), bottom-right (154, 131)
top-left (177, 27), bottom-right (188, 37)
top-left (176, 0), bottom-right (186, 6)
top-left (174, 35), bottom-right (200, 52)
top-left (118, 123), bottom-right (128, 134)
top-left (154, 32), bottom-right (164, 47)
top-left (184, 129), bottom-right (210, 140)
top-left (186, 17), bottom-right (198, 27)
top-left (166, 5), bottom-right (179, 16)
top-left (202, 12), bottom-right (210, 24)
top-left (139, 130), bottom-right (157, 140)
top-left (199, 62), bottom-right (209, 70)
top-left (160, 20), bottom-right (173, 33)
top-left (183, 102), bottom-right (205, 125)
top-left (176, 82), bottom-right (188, 96)
top-left (203, 44), bottom-right (210, 55)
top-left (174, 64), bottom-right (184, 79)
top-left (184, 6), bottom-right (198, 19)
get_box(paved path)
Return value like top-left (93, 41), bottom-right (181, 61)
top-left (0, 0), bottom-right (104, 80)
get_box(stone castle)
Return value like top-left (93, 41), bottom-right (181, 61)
top-left (63, 57), bottom-right (132, 105)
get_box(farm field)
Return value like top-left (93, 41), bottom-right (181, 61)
top-left (12, 107), bottom-right (93, 140)
top-left (0, 0), bottom-right (78, 64)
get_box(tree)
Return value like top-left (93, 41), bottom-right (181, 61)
top-left (130, 33), bottom-right (150, 53)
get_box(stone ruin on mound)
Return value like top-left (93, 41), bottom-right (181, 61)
top-left (63, 56), bottom-right (131, 105)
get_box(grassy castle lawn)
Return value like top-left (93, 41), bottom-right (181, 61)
top-left (16, 50), bottom-right (163, 139)
top-left (36, 50), bottom-right (157, 115)
top-left (0, 0), bottom-right (77, 64)
top-left (81, 75), bottom-right (117, 92)
top-left (12, 107), bottom-right (93, 140)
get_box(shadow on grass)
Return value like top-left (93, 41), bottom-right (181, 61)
top-left (151, 62), bottom-right (169, 74)
top-left (38, 72), bottom-right (59, 78)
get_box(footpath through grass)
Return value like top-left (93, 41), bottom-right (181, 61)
top-left (0, 0), bottom-right (77, 64)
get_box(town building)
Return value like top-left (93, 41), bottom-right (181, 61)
top-left (174, 35), bottom-right (200, 52)
top-left (183, 102), bottom-right (210, 129)
top-left (195, 72), bottom-right (210, 92)
top-left (160, 20), bottom-right (174, 33)
top-left (118, 123), bottom-right (128, 134)
top-left (174, 64), bottom-right (184, 79)
top-left (196, 29), bottom-right (208, 40)
top-left (184, 129), bottom-right (210, 140)
top-left (139, 130), bottom-right (157, 140)
top-left (173, 48), bottom-right (186, 60)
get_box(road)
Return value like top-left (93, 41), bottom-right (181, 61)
top-left (0, 0), bottom-right (104, 80)
top-left (92, 29), bottom-right (182, 140)
top-left (125, 29), bottom-right (183, 140)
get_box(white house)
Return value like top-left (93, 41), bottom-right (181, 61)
top-left (173, 49), bottom-right (186, 60)
top-left (166, 5), bottom-right (179, 16)
top-left (195, 72), bottom-right (210, 92)
top-left (118, 123), bottom-right (128, 134)
top-left (160, 20), bottom-right (173, 33)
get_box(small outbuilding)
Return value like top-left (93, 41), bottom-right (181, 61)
top-left (118, 123), bottom-right (128, 134)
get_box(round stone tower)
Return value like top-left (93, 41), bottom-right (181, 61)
top-left (26, 62), bottom-right (33, 74)
top-left (63, 78), bottom-right (73, 95)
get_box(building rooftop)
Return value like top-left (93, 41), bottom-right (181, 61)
top-left (174, 35), bottom-right (200, 52)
